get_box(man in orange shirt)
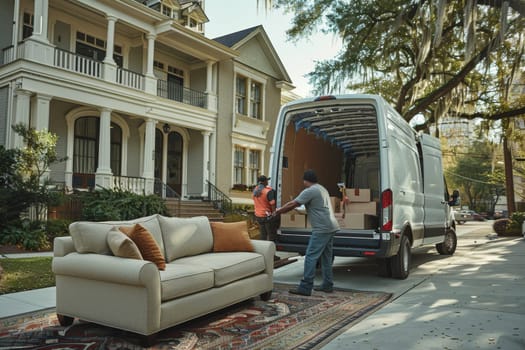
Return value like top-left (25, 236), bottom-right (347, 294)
top-left (252, 175), bottom-right (279, 251)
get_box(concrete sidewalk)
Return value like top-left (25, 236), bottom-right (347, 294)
top-left (274, 223), bottom-right (525, 350)
top-left (1, 224), bottom-right (524, 350)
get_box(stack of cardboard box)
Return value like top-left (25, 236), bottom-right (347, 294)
top-left (281, 209), bottom-right (307, 228)
top-left (335, 188), bottom-right (378, 229)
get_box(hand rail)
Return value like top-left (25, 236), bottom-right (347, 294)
top-left (206, 180), bottom-right (233, 216)
top-left (154, 179), bottom-right (181, 216)
top-left (157, 79), bottom-right (208, 109)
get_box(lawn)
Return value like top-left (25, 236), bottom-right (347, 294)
top-left (0, 257), bottom-right (54, 295)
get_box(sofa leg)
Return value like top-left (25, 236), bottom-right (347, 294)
top-left (57, 314), bottom-right (74, 326)
top-left (140, 334), bottom-right (157, 347)
top-left (260, 291), bottom-right (272, 301)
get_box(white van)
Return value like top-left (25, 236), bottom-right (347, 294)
top-left (269, 94), bottom-right (458, 279)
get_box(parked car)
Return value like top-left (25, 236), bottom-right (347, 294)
top-left (454, 209), bottom-right (486, 224)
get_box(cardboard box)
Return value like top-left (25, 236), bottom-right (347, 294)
top-left (345, 188), bottom-right (371, 203)
top-left (346, 201), bottom-right (377, 215)
top-left (281, 213), bottom-right (306, 228)
top-left (336, 213), bottom-right (378, 229)
top-left (330, 196), bottom-right (341, 213)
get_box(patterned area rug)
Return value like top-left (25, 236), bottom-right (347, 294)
top-left (0, 283), bottom-right (391, 350)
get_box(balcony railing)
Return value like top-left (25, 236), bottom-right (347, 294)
top-left (1, 45), bottom-right (14, 66)
top-left (116, 67), bottom-right (145, 90)
top-left (157, 80), bottom-right (207, 109)
top-left (54, 48), bottom-right (101, 78)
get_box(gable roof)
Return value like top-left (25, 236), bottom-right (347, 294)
top-left (213, 25), bottom-right (292, 83)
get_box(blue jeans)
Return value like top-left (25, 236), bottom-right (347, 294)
top-left (298, 231), bottom-right (336, 293)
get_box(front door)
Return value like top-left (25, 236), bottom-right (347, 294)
top-left (167, 131), bottom-right (183, 195)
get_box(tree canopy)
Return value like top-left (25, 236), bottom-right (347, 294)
top-left (271, 0), bottom-right (524, 125)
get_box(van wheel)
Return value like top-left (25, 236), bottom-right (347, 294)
top-left (436, 228), bottom-right (457, 255)
top-left (390, 235), bottom-right (411, 279)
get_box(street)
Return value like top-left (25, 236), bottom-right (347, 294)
top-left (273, 220), bottom-right (525, 349)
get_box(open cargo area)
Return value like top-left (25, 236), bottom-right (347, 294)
top-left (278, 102), bottom-right (381, 231)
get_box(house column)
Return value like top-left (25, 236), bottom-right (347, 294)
top-left (142, 118), bottom-right (156, 195)
top-left (102, 16), bottom-right (117, 82)
top-left (95, 108), bottom-right (113, 189)
top-left (205, 61), bottom-right (217, 111)
top-left (209, 132), bottom-right (216, 185)
top-left (32, 94), bottom-right (51, 131)
top-left (201, 131), bottom-right (211, 197)
top-left (24, 0), bottom-right (53, 65)
top-left (12, 89), bottom-right (32, 148)
top-left (31, 0), bottom-right (50, 43)
top-left (144, 33), bottom-right (157, 94)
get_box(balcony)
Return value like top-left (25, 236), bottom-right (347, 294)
top-left (1, 43), bottom-right (211, 110)
top-left (157, 80), bottom-right (208, 109)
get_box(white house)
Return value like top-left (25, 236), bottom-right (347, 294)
top-left (0, 0), bottom-right (294, 206)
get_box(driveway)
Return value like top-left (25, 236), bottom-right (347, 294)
top-left (273, 221), bottom-right (525, 349)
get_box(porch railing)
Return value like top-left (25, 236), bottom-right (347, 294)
top-left (54, 47), bottom-right (101, 78)
top-left (157, 80), bottom-right (207, 109)
top-left (206, 180), bottom-right (233, 216)
top-left (112, 175), bottom-right (147, 194)
top-left (116, 67), bottom-right (145, 90)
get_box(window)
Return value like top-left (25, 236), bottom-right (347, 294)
top-left (76, 31), bottom-right (123, 66)
top-left (249, 150), bottom-right (261, 186)
top-left (110, 123), bottom-right (122, 176)
top-left (236, 74), bottom-right (264, 119)
top-left (23, 12), bottom-right (34, 39)
top-left (236, 76), bottom-right (247, 115)
top-left (250, 82), bottom-right (262, 119)
top-left (74, 117), bottom-right (98, 175)
top-left (73, 117), bottom-right (122, 175)
top-left (234, 146), bottom-right (245, 185)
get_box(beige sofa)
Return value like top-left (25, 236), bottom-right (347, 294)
top-left (52, 214), bottom-right (275, 342)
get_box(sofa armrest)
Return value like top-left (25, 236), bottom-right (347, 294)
top-left (54, 236), bottom-right (76, 257)
top-left (250, 239), bottom-right (275, 275)
top-left (53, 253), bottom-right (160, 287)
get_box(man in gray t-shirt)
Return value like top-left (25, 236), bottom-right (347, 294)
top-left (273, 170), bottom-right (339, 296)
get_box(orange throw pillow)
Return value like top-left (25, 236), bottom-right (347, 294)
top-left (119, 224), bottom-right (166, 270)
top-left (210, 221), bottom-right (254, 252)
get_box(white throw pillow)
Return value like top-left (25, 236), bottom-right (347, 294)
top-left (107, 227), bottom-right (143, 260)
top-left (69, 221), bottom-right (114, 254)
top-left (102, 214), bottom-right (164, 254)
top-left (158, 215), bottom-right (213, 262)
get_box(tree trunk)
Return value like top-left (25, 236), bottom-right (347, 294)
top-left (503, 136), bottom-right (516, 215)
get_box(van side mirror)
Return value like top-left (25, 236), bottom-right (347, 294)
top-left (448, 190), bottom-right (460, 206)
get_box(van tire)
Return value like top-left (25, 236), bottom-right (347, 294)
top-left (390, 235), bottom-right (411, 279)
top-left (436, 228), bottom-right (457, 255)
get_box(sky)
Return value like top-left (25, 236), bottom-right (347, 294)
top-left (204, 1), bottom-right (342, 97)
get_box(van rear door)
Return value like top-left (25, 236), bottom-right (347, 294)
top-left (419, 134), bottom-right (447, 242)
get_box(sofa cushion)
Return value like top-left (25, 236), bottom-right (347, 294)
top-left (210, 221), bottom-right (254, 252)
top-left (69, 222), bottom-right (114, 254)
top-left (175, 252), bottom-right (265, 287)
top-left (159, 263), bottom-right (214, 301)
top-left (119, 224), bottom-right (166, 270)
top-left (102, 214), bottom-right (164, 254)
top-left (107, 227), bottom-right (143, 260)
top-left (158, 216), bottom-right (214, 262)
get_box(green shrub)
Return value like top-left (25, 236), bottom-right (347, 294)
top-left (508, 212), bottom-right (525, 233)
top-left (1, 219), bottom-right (49, 251)
top-left (80, 187), bottom-right (167, 221)
top-left (46, 218), bottom-right (72, 244)
top-left (493, 217), bottom-right (521, 236)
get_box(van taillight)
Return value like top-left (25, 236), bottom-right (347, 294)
top-left (381, 189), bottom-right (393, 231)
